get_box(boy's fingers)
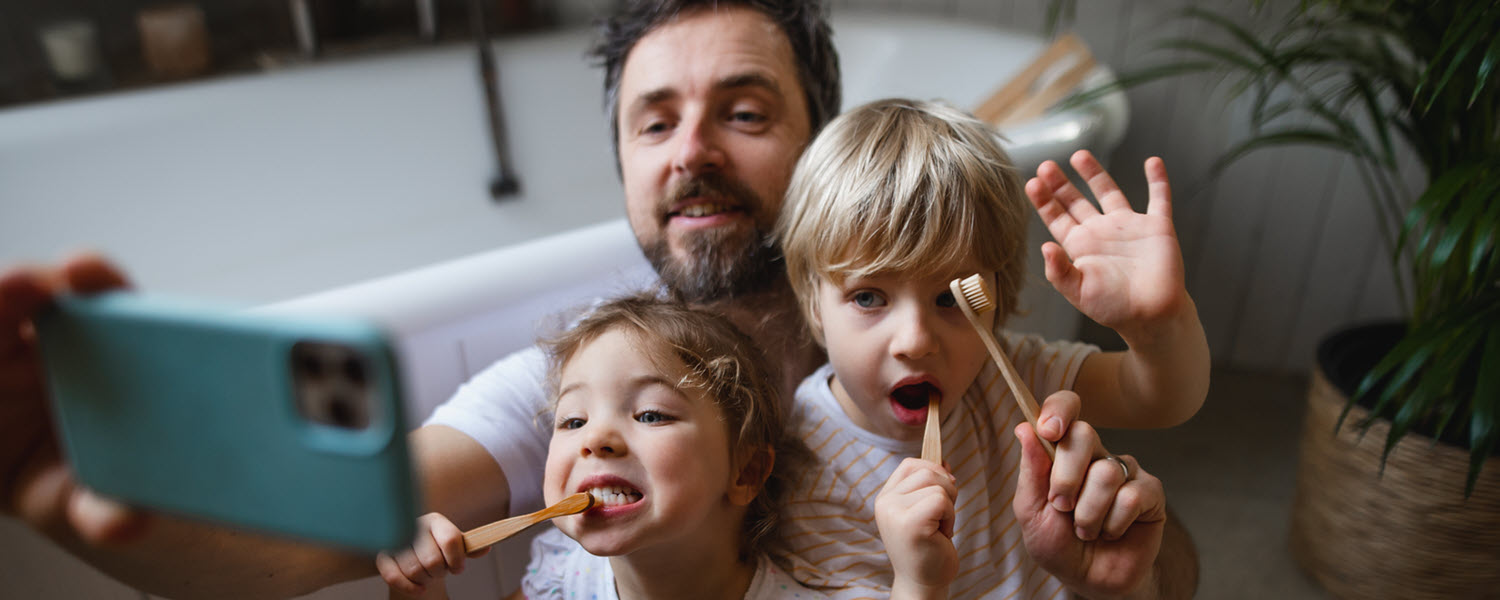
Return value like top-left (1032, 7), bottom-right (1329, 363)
top-left (1144, 157), bottom-right (1173, 220)
top-left (1036, 391), bottom-right (1081, 442)
top-left (1069, 150), bottom-right (1130, 214)
top-left (1041, 243), bottom-right (1082, 299)
top-left (1036, 160), bottom-right (1099, 225)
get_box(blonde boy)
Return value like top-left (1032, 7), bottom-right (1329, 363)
top-left (774, 99), bottom-right (1209, 599)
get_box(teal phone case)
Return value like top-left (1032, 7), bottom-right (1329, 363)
top-left (37, 293), bottom-right (418, 552)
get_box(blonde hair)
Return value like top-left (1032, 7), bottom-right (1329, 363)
top-left (542, 292), bottom-right (808, 562)
top-left (777, 98), bottom-right (1029, 343)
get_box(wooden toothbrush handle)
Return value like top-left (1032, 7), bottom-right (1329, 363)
top-left (976, 327), bottom-right (1056, 458)
top-left (953, 302), bottom-right (1057, 458)
top-left (462, 512), bottom-right (544, 553)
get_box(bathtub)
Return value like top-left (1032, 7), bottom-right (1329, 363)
top-left (0, 12), bottom-right (1126, 600)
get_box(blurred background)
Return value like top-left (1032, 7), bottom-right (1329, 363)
top-left (4, 0), bottom-right (1426, 598)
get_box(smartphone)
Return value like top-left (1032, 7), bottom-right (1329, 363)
top-left (37, 292), bottom-right (418, 553)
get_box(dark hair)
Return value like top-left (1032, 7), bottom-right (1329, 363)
top-left (590, 0), bottom-right (842, 168)
top-left (543, 292), bottom-right (810, 561)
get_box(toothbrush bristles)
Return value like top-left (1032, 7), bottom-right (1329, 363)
top-left (958, 275), bottom-right (995, 314)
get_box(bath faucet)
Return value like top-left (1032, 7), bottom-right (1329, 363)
top-left (469, 0), bottom-right (522, 198)
top-left (287, 0), bottom-right (441, 58)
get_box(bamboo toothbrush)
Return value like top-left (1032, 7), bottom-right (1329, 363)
top-left (462, 492), bottom-right (594, 553)
top-left (950, 274), bottom-right (1056, 458)
top-left (922, 394), bottom-right (942, 464)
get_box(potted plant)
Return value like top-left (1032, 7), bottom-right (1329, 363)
top-left (1058, 0), bottom-right (1498, 597)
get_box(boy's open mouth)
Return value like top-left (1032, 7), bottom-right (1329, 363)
top-left (891, 382), bottom-right (939, 411)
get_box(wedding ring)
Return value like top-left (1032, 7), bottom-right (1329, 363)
top-left (1104, 454), bottom-right (1132, 481)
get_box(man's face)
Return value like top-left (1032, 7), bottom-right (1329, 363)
top-left (615, 6), bottom-right (812, 302)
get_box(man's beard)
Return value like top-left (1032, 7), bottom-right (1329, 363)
top-left (643, 174), bottom-right (786, 304)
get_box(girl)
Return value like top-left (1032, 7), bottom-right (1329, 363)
top-left (379, 293), bottom-right (823, 600)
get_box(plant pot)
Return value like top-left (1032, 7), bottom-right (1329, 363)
top-left (1290, 322), bottom-right (1500, 599)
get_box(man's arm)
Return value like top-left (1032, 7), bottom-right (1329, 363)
top-left (3, 257), bottom-right (515, 598)
top-left (1145, 510), bottom-right (1199, 600)
top-left (22, 425), bottom-right (511, 599)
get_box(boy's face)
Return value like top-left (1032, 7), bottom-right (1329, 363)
top-left (814, 264), bottom-right (997, 441)
top-left (543, 328), bottom-right (751, 557)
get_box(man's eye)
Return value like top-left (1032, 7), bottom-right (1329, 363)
top-left (731, 110), bottom-right (765, 123)
top-left (852, 291), bottom-right (885, 308)
top-left (937, 291), bottom-right (957, 308)
top-left (636, 411), bottom-right (672, 425)
top-left (642, 121), bottom-right (670, 135)
top-left (558, 417), bottom-right (586, 430)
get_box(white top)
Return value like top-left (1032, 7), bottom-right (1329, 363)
top-left (521, 526), bottom-right (828, 600)
top-left (777, 332), bottom-right (1097, 599)
top-left (424, 345), bottom-right (554, 515)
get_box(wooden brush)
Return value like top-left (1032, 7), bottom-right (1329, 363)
top-left (462, 492), bottom-right (594, 553)
top-left (922, 394), bottom-right (942, 464)
top-left (950, 274), bottom-right (1056, 458)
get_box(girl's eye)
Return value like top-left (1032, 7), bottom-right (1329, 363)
top-left (557, 417), bottom-right (586, 430)
top-left (635, 410), bottom-right (673, 425)
top-left (937, 291), bottom-right (957, 308)
top-left (852, 290), bottom-right (886, 308)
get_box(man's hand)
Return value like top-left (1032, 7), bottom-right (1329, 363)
top-left (875, 457), bottom-right (959, 600)
top-left (1014, 391), bottom-right (1167, 599)
top-left (1, 255), bottom-right (149, 544)
top-left (1025, 151), bottom-right (1188, 342)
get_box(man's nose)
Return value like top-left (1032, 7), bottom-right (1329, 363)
top-left (890, 306), bottom-right (940, 360)
top-left (672, 112), bottom-right (725, 175)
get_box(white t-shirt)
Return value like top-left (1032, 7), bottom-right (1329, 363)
top-left (776, 332), bottom-right (1097, 599)
top-left (424, 346), bottom-right (554, 516)
top-left (521, 526), bottom-right (828, 600)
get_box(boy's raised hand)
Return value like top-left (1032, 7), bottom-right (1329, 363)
top-left (1025, 151), bottom-right (1187, 339)
top-left (377, 512), bottom-right (488, 598)
top-left (1014, 391), bottom-right (1167, 599)
top-left (876, 458), bottom-right (959, 600)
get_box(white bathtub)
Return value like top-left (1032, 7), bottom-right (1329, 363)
top-left (0, 12), bottom-right (1126, 600)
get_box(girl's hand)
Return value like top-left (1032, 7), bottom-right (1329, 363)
top-left (875, 457), bottom-right (959, 600)
top-left (376, 512), bottom-right (488, 598)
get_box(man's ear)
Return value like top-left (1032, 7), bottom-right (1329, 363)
top-left (728, 447), bottom-right (775, 507)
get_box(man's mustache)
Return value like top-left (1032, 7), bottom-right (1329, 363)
top-left (661, 174), bottom-right (761, 217)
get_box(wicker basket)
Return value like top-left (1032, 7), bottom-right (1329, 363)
top-left (1290, 368), bottom-right (1500, 599)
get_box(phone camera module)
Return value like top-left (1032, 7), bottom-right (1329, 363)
top-left (291, 341), bottom-right (374, 430)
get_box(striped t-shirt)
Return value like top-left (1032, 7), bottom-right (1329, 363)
top-left (776, 332), bottom-right (1097, 599)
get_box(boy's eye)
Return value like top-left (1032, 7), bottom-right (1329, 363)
top-left (557, 417), bottom-right (586, 430)
top-left (852, 290), bottom-right (886, 308)
top-left (937, 291), bottom-right (957, 308)
top-left (635, 410), bottom-right (673, 425)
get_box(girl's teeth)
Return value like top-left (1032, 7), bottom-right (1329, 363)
top-left (587, 485), bottom-right (643, 507)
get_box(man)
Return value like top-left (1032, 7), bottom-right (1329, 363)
top-left (0, 1), bottom-right (1196, 598)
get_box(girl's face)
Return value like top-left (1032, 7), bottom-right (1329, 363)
top-left (813, 263), bottom-right (995, 440)
top-left (543, 328), bottom-right (755, 557)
